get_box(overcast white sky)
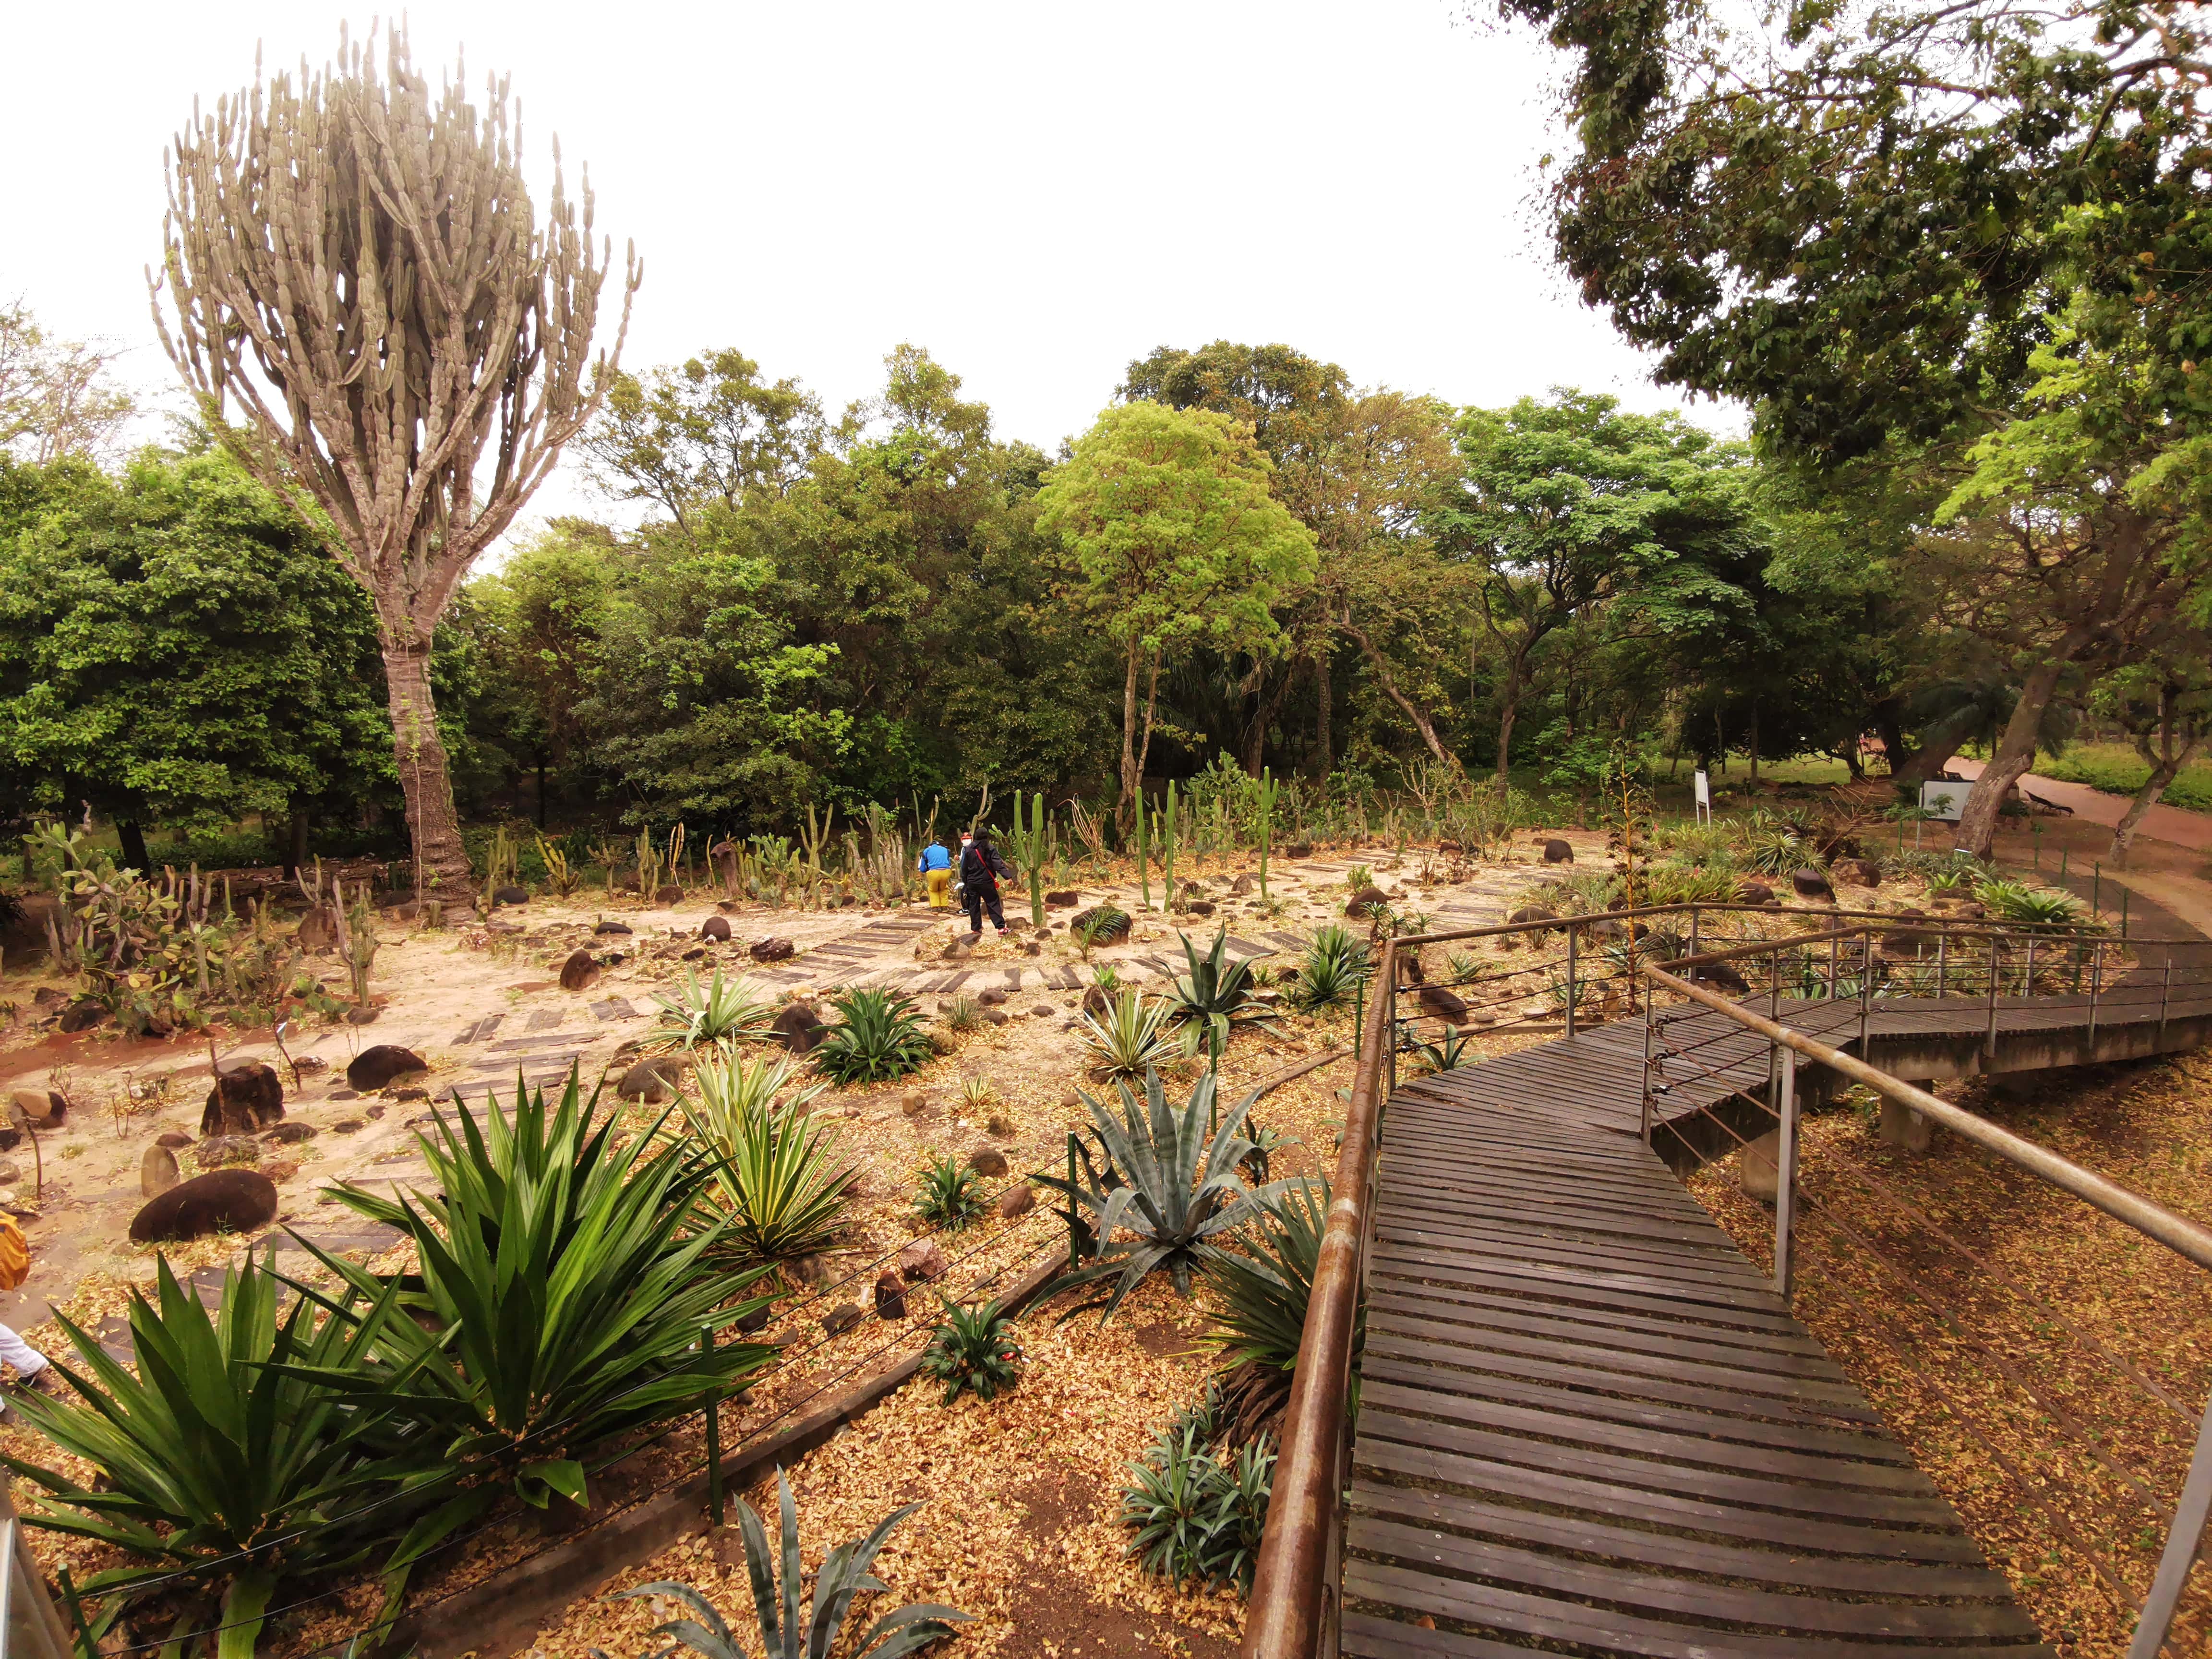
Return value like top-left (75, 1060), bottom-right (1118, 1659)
top-left (5, 0), bottom-right (1728, 547)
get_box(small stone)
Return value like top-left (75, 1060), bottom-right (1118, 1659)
top-left (1735, 881), bottom-right (1777, 906)
top-left (985, 1010), bottom-right (1010, 1026)
top-left (347, 1046), bottom-right (427, 1092)
top-left (290, 1055), bottom-right (330, 1075)
top-left (874, 1269), bottom-right (908, 1321)
top-left (330, 1119), bottom-right (365, 1134)
top-left (897, 1239), bottom-right (949, 1282)
top-left (1346, 886), bottom-right (1389, 918)
top-left (262, 1121), bottom-right (317, 1144)
top-left (365, 1104), bottom-right (387, 1120)
top-left (1791, 866), bottom-right (1836, 902)
top-left (1044, 890), bottom-right (1079, 907)
top-left (594, 920), bottom-right (634, 936)
top-left (57, 999), bottom-right (108, 1033)
top-left (1506, 905), bottom-right (1559, 929)
top-left (787, 1253), bottom-right (837, 1289)
top-left (155, 1130), bottom-right (194, 1149)
top-left (822, 1303), bottom-right (865, 1338)
top-left (986, 1111), bottom-right (1017, 1138)
top-left (1183, 901), bottom-right (1215, 917)
top-left (1030, 1004), bottom-right (1053, 1018)
top-left (681, 947), bottom-right (706, 962)
top-left (751, 936), bottom-right (796, 963)
top-left (345, 1006), bottom-right (381, 1025)
top-left (1285, 843), bottom-right (1312, 858)
top-left (1542, 838), bottom-right (1575, 864)
top-left (968, 1146), bottom-right (1010, 1178)
top-left (11, 1089), bottom-right (67, 1130)
top-left (900, 1090), bottom-right (928, 1118)
top-left (940, 934), bottom-right (976, 960)
top-left (264, 1161), bottom-right (301, 1184)
top-left (998, 1182), bottom-right (1036, 1221)
top-left (735, 1303), bottom-right (772, 1334)
top-left (493, 885), bottom-right (529, 906)
top-left (975, 987), bottom-right (1009, 1007)
top-left (700, 916), bottom-right (732, 942)
top-left (1229, 873), bottom-right (1254, 895)
top-left (197, 1135), bottom-right (262, 1168)
top-left (385, 1085), bottom-right (429, 1102)
top-left (559, 950), bottom-right (602, 992)
top-left (140, 1145), bottom-right (180, 1199)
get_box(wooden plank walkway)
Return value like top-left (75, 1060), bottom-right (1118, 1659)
top-left (1335, 962), bottom-right (2212, 1654)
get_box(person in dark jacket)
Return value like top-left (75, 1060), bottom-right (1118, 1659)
top-left (959, 829), bottom-right (1015, 937)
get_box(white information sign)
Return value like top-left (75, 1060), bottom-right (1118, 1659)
top-left (1693, 769), bottom-right (1712, 824)
top-left (1920, 781), bottom-right (1971, 823)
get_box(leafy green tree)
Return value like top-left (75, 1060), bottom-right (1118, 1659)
top-left (1036, 404), bottom-right (1317, 825)
top-left (0, 450), bottom-right (393, 868)
top-left (579, 347), bottom-right (825, 529)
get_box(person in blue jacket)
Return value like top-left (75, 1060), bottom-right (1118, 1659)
top-left (916, 837), bottom-right (953, 907)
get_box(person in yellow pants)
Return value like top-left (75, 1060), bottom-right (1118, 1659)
top-left (916, 837), bottom-right (953, 907)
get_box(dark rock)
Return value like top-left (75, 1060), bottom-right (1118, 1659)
top-left (786, 1253), bottom-right (837, 1289)
top-left (1791, 867), bottom-right (1836, 902)
top-left (11, 1089), bottom-right (67, 1130)
top-left (1229, 874), bottom-right (1254, 896)
top-left (751, 937), bottom-right (795, 963)
top-left (1542, 839), bottom-right (1575, 864)
top-left (617, 1058), bottom-right (687, 1104)
top-left (874, 1269), bottom-right (908, 1321)
top-left (987, 1111), bottom-right (1019, 1137)
top-left (262, 1121), bottom-right (316, 1144)
top-left (985, 1010), bottom-right (1010, 1026)
top-left (968, 1146), bottom-right (1010, 1178)
top-left (290, 1055), bottom-right (330, 1075)
top-left (975, 987), bottom-right (1009, 1008)
top-left (365, 1104), bottom-right (387, 1119)
top-left (196, 1135), bottom-right (262, 1167)
top-left (1183, 900), bottom-right (1216, 917)
top-left (1346, 886), bottom-right (1390, 918)
top-left (941, 934), bottom-right (976, 960)
top-left (1735, 881), bottom-right (1778, 907)
top-left (1045, 890), bottom-right (1079, 908)
top-left (1068, 907), bottom-right (1132, 944)
top-left (898, 1239), bottom-right (949, 1282)
top-left (700, 916), bottom-right (732, 942)
top-left (998, 1182), bottom-right (1036, 1221)
top-left (1506, 905), bottom-right (1559, 929)
top-left (58, 999), bottom-right (107, 1033)
top-left (681, 947), bottom-right (706, 962)
top-left (1082, 985), bottom-right (1111, 1018)
top-left (330, 1119), bottom-right (365, 1134)
top-left (1831, 858), bottom-right (1882, 889)
top-left (201, 1063), bottom-right (283, 1136)
top-left (155, 1131), bottom-right (193, 1149)
top-left (1022, 940), bottom-right (1042, 956)
top-left (1285, 843), bottom-right (1312, 859)
top-left (822, 1303), bottom-right (865, 1338)
top-left (771, 1002), bottom-right (827, 1055)
top-left (141, 1144), bottom-right (180, 1198)
top-left (264, 1161), bottom-right (301, 1184)
top-left (1688, 961), bottom-right (1752, 995)
top-left (345, 1006), bottom-right (381, 1025)
top-left (386, 1085), bottom-right (428, 1102)
top-left (493, 885), bottom-right (529, 906)
top-left (346, 1046), bottom-right (427, 1092)
top-left (559, 949), bottom-right (602, 992)
top-left (1416, 985), bottom-right (1470, 1024)
top-left (131, 1169), bottom-right (278, 1243)
top-left (594, 920), bottom-right (634, 936)
top-left (735, 1303), bottom-right (773, 1335)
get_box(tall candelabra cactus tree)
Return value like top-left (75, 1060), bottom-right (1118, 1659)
top-left (149, 25), bottom-right (638, 894)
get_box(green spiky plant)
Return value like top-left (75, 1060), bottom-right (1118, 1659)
top-left (1293, 925), bottom-right (1370, 1012)
top-left (0, 1250), bottom-right (439, 1656)
top-left (649, 967), bottom-right (776, 1052)
top-left (1409, 1028), bottom-right (1479, 1075)
top-left (913, 1153), bottom-right (990, 1229)
top-left (919, 1296), bottom-right (1023, 1404)
top-left (683, 1050), bottom-right (854, 1267)
top-left (1164, 930), bottom-right (1277, 1060)
top-left (1079, 989), bottom-right (1179, 1079)
top-left (1008, 790), bottom-right (1049, 928)
top-left (1034, 1070), bottom-right (1287, 1320)
top-left (1120, 1392), bottom-right (1274, 1594)
top-left (815, 989), bottom-right (934, 1084)
top-left (938, 993), bottom-right (984, 1033)
top-left (599, 1471), bottom-right (970, 1659)
top-left (1974, 878), bottom-right (2086, 926)
top-left (297, 1070), bottom-right (779, 1515)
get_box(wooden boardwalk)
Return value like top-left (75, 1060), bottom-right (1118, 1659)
top-left (1340, 969), bottom-right (2212, 1654)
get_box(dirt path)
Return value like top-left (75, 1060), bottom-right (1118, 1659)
top-left (1949, 756), bottom-right (2212, 852)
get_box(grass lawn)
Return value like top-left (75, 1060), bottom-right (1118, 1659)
top-left (2035, 741), bottom-right (2212, 812)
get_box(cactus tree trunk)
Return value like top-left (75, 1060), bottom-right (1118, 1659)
top-left (381, 637), bottom-right (472, 895)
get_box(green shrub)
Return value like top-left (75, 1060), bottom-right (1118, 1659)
top-left (648, 967), bottom-right (776, 1052)
top-left (1974, 877), bottom-right (2086, 926)
top-left (2038, 743), bottom-right (2212, 812)
top-left (1293, 925), bottom-right (1370, 1010)
top-left (914, 1153), bottom-right (991, 1229)
top-left (1120, 1393), bottom-right (1274, 1594)
top-left (1080, 989), bottom-right (1179, 1078)
top-left (682, 1050), bottom-right (853, 1266)
top-left (939, 993), bottom-right (984, 1032)
top-left (919, 1296), bottom-right (1023, 1404)
top-left (606, 1471), bottom-right (969, 1657)
top-left (816, 988), bottom-right (935, 1084)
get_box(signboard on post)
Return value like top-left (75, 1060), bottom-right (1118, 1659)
top-left (1920, 781), bottom-right (1970, 823)
top-left (1693, 770), bottom-right (1712, 824)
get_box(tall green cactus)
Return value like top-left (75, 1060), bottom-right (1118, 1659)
top-left (1256, 765), bottom-right (1277, 901)
top-left (1136, 795), bottom-right (1152, 911)
top-left (1162, 779), bottom-right (1179, 904)
top-left (1009, 791), bottom-right (1049, 927)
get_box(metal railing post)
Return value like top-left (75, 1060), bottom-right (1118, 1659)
top-left (1984, 941), bottom-right (2002, 1060)
top-left (1640, 989), bottom-right (1656, 1146)
top-left (1860, 933), bottom-right (1874, 1053)
top-left (2088, 946), bottom-right (2103, 1052)
top-left (1689, 903), bottom-right (1700, 961)
top-left (1773, 1048), bottom-right (1798, 1300)
top-left (2025, 935), bottom-right (2037, 1000)
top-left (1936, 930), bottom-right (1948, 999)
top-left (1827, 930), bottom-right (1839, 999)
top-left (1565, 927), bottom-right (1579, 1039)
top-left (2127, 1387), bottom-right (2212, 1659)
top-left (2160, 955), bottom-right (2173, 1044)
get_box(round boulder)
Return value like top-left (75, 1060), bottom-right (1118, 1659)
top-left (1542, 839), bottom-right (1575, 864)
top-left (616, 1058), bottom-right (687, 1104)
top-left (559, 950), bottom-right (602, 992)
top-left (998, 1182), bottom-right (1036, 1221)
top-left (346, 1045), bottom-right (427, 1093)
top-left (1506, 906), bottom-right (1560, 930)
top-left (130, 1168), bottom-right (279, 1244)
top-left (1044, 890), bottom-right (1080, 908)
top-left (751, 937), bottom-right (796, 963)
top-left (493, 885), bottom-right (529, 906)
top-left (699, 916), bottom-right (732, 942)
top-left (1791, 867), bottom-right (1837, 902)
top-left (1346, 886), bottom-right (1390, 918)
top-left (10, 1089), bottom-right (67, 1130)
top-left (1735, 881), bottom-right (1778, 907)
top-left (771, 1002), bottom-right (826, 1055)
top-left (654, 884), bottom-right (685, 905)
top-left (874, 1269), bottom-right (909, 1321)
top-left (968, 1146), bottom-right (1010, 1178)
top-left (898, 1239), bottom-right (949, 1282)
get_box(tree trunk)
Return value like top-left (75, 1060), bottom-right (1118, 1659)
top-left (1871, 697), bottom-right (1911, 778)
top-left (380, 638), bottom-right (475, 894)
top-left (1748, 699), bottom-right (1760, 787)
top-left (118, 819), bottom-right (151, 874)
top-left (1243, 662), bottom-right (1293, 775)
top-left (1340, 620), bottom-right (1460, 774)
top-left (1312, 647), bottom-right (1333, 779)
top-left (1118, 639), bottom-right (1143, 833)
top-left (1892, 727), bottom-right (1972, 788)
top-left (2111, 692), bottom-right (2200, 868)
top-left (536, 757), bottom-right (549, 830)
top-left (285, 807), bottom-right (310, 880)
top-left (1956, 660), bottom-right (2066, 858)
top-left (1494, 693), bottom-right (1520, 793)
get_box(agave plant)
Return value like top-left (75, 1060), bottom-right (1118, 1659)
top-left (1409, 1027), bottom-right (1479, 1075)
top-left (0, 1250), bottom-right (438, 1655)
top-left (914, 1153), bottom-right (991, 1229)
top-left (1120, 1395), bottom-right (1274, 1594)
top-left (683, 1050), bottom-right (854, 1266)
top-left (1293, 925), bottom-right (1370, 1011)
top-left (919, 1296), bottom-right (1023, 1404)
top-left (600, 1471), bottom-right (969, 1659)
top-left (1164, 931), bottom-right (1277, 1057)
top-left (1079, 989), bottom-right (1179, 1078)
top-left (1974, 877), bottom-right (2085, 926)
top-left (1198, 1179), bottom-right (1345, 1447)
top-left (816, 989), bottom-right (935, 1084)
top-left (938, 993), bottom-right (984, 1033)
top-left (300, 1071), bottom-right (779, 1513)
top-left (1035, 1070), bottom-right (1287, 1321)
top-left (649, 967), bottom-right (776, 1052)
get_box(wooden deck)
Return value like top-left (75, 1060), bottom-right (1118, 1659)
top-left (1338, 972), bottom-right (2212, 1654)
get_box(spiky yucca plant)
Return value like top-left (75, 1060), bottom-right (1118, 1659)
top-left (816, 989), bottom-right (935, 1084)
top-left (1036, 1070), bottom-right (1287, 1320)
top-left (649, 967), bottom-right (776, 1052)
top-left (1292, 925), bottom-right (1369, 1011)
top-left (1199, 1178), bottom-right (1350, 1447)
top-left (683, 1050), bottom-right (854, 1266)
top-left (1079, 989), bottom-right (1178, 1078)
top-left (919, 1297), bottom-right (1022, 1404)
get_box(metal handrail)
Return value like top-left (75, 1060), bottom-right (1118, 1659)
top-left (1642, 961), bottom-right (2212, 1656)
